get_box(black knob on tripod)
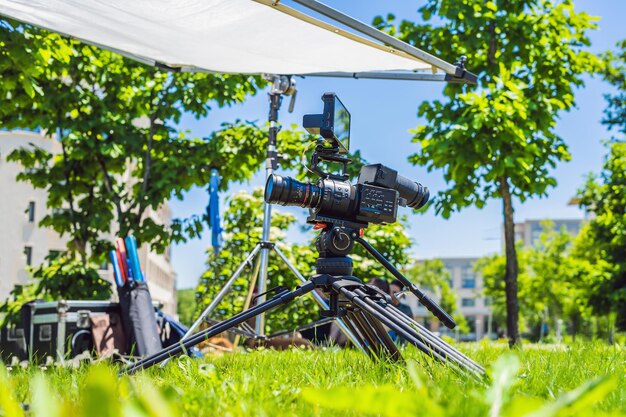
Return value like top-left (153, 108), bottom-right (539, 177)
top-left (316, 226), bottom-right (354, 257)
top-left (315, 225), bottom-right (355, 276)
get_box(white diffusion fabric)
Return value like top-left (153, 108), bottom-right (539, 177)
top-left (0, 0), bottom-right (435, 74)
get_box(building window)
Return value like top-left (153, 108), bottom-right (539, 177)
top-left (461, 298), bottom-right (475, 307)
top-left (448, 278), bottom-right (454, 288)
top-left (24, 246), bottom-right (33, 266)
top-left (484, 297), bottom-right (492, 306)
top-left (27, 201), bottom-right (35, 223)
top-left (462, 278), bottom-right (476, 289)
top-left (466, 316), bottom-right (476, 333)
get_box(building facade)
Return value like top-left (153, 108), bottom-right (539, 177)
top-left (403, 219), bottom-right (585, 341)
top-left (0, 131), bottom-right (177, 314)
top-left (512, 219), bottom-right (583, 247)
top-left (404, 257), bottom-right (494, 341)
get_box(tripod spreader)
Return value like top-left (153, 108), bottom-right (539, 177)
top-left (353, 234), bottom-right (456, 329)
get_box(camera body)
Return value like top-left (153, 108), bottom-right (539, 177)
top-left (265, 93), bottom-right (429, 229)
top-left (304, 165), bottom-right (402, 229)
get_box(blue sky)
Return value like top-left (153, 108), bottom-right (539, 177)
top-left (170, 0), bottom-right (626, 289)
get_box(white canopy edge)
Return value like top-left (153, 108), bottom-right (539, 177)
top-left (0, 0), bottom-right (475, 82)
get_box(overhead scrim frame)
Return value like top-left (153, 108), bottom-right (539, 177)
top-left (260, 0), bottom-right (477, 84)
top-left (0, 0), bottom-right (477, 84)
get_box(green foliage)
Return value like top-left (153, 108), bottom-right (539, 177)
top-left (1, 20), bottom-right (279, 263)
top-left (29, 257), bottom-right (111, 300)
top-left (478, 222), bottom-right (592, 339)
top-left (380, 0), bottom-right (599, 217)
top-left (0, 284), bottom-right (41, 327)
top-left (576, 142), bottom-right (626, 321)
top-left (600, 39), bottom-right (626, 137)
top-left (378, 0), bottom-right (599, 346)
top-left (176, 288), bottom-right (197, 327)
top-left (0, 256), bottom-right (110, 326)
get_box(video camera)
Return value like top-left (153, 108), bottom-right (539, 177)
top-left (264, 93), bottom-right (429, 229)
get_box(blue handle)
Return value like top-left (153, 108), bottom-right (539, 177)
top-left (125, 236), bottom-right (144, 282)
top-left (110, 250), bottom-right (124, 287)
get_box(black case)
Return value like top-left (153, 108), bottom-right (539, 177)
top-left (21, 300), bottom-right (120, 363)
top-left (0, 298), bottom-right (184, 363)
top-left (118, 281), bottom-right (162, 356)
top-left (0, 327), bottom-right (27, 362)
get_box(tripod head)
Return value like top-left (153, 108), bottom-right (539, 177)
top-left (312, 223), bottom-right (457, 329)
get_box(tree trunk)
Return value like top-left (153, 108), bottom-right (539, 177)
top-left (500, 176), bottom-right (521, 348)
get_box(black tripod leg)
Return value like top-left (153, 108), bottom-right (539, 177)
top-left (353, 290), bottom-right (486, 378)
top-left (345, 311), bottom-right (381, 359)
top-left (354, 310), bottom-right (389, 359)
top-left (358, 310), bottom-right (403, 362)
top-left (378, 302), bottom-right (486, 375)
top-left (342, 312), bottom-right (374, 356)
top-left (354, 311), bottom-right (400, 360)
top-left (337, 286), bottom-right (448, 364)
top-left (122, 281), bottom-right (316, 375)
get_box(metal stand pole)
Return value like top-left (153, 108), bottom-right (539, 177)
top-left (255, 92), bottom-right (283, 335)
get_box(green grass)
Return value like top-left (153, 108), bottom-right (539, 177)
top-left (1, 342), bottom-right (625, 417)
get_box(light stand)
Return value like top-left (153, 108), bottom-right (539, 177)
top-left (167, 75), bottom-right (364, 361)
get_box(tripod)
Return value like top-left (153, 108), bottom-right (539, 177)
top-left (124, 225), bottom-right (486, 380)
top-left (169, 75), bottom-right (364, 362)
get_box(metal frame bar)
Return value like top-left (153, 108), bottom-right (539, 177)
top-left (288, 0), bottom-right (477, 84)
top-left (303, 71), bottom-right (471, 83)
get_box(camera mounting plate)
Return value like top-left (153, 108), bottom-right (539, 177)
top-left (310, 144), bottom-right (351, 180)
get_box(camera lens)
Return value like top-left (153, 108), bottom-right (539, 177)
top-left (395, 176), bottom-right (430, 209)
top-left (265, 174), bottom-right (321, 208)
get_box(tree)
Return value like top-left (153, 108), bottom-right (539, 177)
top-left (526, 221), bottom-right (588, 340)
top-left (377, 0), bottom-right (599, 346)
top-left (176, 288), bottom-right (197, 327)
top-left (572, 39), bottom-right (626, 335)
top-left (479, 221), bottom-right (590, 341)
top-left (1, 20), bottom-right (323, 315)
top-left (3, 21), bottom-right (267, 260)
top-left (600, 39), bottom-right (626, 137)
top-left (576, 142), bottom-right (626, 330)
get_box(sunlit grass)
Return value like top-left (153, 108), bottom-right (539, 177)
top-left (1, 342), bottom-right (625, 416)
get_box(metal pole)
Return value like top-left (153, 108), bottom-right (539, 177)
top-left (160, 244), bottom-right (262, 367)
top-left (187, 244), bottom-right (261, 337)
top-left (255, 92), bottom-right (283, 335)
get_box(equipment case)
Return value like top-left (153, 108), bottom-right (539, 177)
top-left (0, 300), bottom-right (164, 363)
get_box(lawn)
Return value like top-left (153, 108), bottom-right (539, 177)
top-left (1, 342), bottom-right (625, 417)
